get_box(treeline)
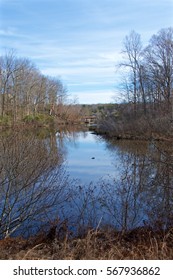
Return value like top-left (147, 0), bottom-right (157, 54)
top-left (98, 27), bottom-right (173, 139)
top-left (0, 51), bottom-right (81, 126)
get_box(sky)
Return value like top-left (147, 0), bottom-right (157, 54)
top-left (0, 0), bottom-right (173, 104)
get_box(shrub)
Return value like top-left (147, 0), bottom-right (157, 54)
top-left (23, 114), bottom-right (54, 126)
top-left (0, 115), bottom-right (12, 126)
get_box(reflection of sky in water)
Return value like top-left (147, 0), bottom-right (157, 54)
top-left (64, 131), bottom-right (119, 184)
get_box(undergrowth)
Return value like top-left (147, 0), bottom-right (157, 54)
top-left (0, 226), bottom-right (172, 260)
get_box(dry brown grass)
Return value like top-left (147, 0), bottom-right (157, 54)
top-left (0, 227), bottom-right (172, 260)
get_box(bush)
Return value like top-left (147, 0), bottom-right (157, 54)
top-left (23, 114), bottom-right (54, 126)
top-left (23, 115), bottom-right (35, 123)
top-left (0, 115), bottom-right (12, 126)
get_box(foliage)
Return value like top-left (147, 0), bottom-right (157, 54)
top-left (0, 115), bottom-right (12, 126)
top-left (22, 114), bottom-right (54, 126)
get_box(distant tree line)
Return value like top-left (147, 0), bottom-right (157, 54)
top-left (0, 50), bottom-right (81, 126)
top-left (98, 27), bottom-right (173, 139)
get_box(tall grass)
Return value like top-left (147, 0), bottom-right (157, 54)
top-left (0, 226), bottom-right (172, 260)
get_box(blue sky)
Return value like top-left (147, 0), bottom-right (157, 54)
top-left (0, 0), bottom-right (173, 104)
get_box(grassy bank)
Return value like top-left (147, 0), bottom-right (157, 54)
top-left (0, 226), bottom-right (173, 260)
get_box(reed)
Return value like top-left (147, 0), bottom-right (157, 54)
top-left (0, 227), bottom-right (172, 260)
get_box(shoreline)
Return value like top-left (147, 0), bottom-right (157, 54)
top-left (94, 129), bottom-right (173, 142)
top-left (0, 225), bottom-right (172, 260)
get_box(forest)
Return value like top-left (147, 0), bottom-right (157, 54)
top-left (0, 27), bottom-right (173, 260)
top-left (1, 27), bottom-right (173, 139)
top-left (98, 27), bottom-right (173, 140)
top-left (0, 51), bottom-right (81, 127)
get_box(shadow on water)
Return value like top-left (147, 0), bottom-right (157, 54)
top-left (0, 127), bottom-right (173, 238)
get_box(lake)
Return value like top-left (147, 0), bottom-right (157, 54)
top-left (0, 127), bottom-right (173, 238)
top-left (63, 131), bottom-right (119, 183)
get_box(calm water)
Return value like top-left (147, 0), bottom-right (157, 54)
top-left (63, 131), bottom-right (119, 183)
top-left (0, 128), bottom-right (173, 237)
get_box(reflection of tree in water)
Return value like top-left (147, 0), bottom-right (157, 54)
top-left (144, 142), bottom-right (173, 229)
top-left (0, 130), bottom-right (59, 186)
top-left (1, 128), bottom-right (173, 238)
top-left (54, 133), bottom-right (173, 233)
top-left (97, 138), bottom-right (173, 231)
top-left (56, 126), bottom-right (88, 151)
top-left (0, 129), bottom-right (71, 238)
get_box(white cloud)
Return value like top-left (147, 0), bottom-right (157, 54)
top-left (69, 89), bottom-right (115, 104)
top-left (1, 0), bottom-right (172, 104)
top-left (0, 28), bottom-right (16, 36)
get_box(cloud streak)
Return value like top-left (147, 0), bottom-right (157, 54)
top-left (0, 0), bottom-right (173, 103)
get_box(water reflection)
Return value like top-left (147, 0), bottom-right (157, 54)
top-left (0, 128), bottom-right (173, 238)
top-left (63, 131), bottom-right (118, 183)
top-left (98, 138), bottom-right (173, 231)
top-left (0, 128), bottom-right (70, 238)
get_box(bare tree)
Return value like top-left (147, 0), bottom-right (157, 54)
top-left (0, 50), bottom-right (18, 118)
top-left (144, 27), bottom-right (173, 116)
top-left (121, 31), bottom-right (143, 117)
top-left (0, 130), bottom-right (70, 238)
top-left (0, 50), bottom-right (71, 124)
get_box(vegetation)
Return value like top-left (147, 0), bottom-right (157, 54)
top-left (0, 227), bottom-right (173, 260)
top-left (0, 50), bottom-right (81, 127)
top-left (0, 27), bottom-right (173, 260)
top-left (0, 129), bottom-right (173, 259)
top-left (0, 129), bottom-right (73, 239)
top-left (98, 27), bottom-right (173, 140)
